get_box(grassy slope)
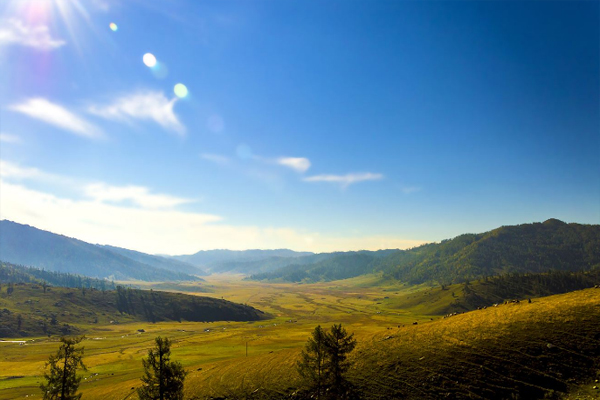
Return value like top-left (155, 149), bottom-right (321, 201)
top-left (0, 276), bottom-right (598, 399)
top-left (180, 287), bottom-right (600, 400)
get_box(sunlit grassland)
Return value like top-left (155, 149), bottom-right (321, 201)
top-left (1, 275), bottom-right (598, 399)
top-left (0, 274), bottom-right (431, 399)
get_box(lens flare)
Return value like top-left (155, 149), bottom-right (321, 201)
top-left (174, 83), bottom-right (188, 98)
top-left (109, 22), bottom-right (118, 32)
top-left (143, 53), bottom-right (157, 68)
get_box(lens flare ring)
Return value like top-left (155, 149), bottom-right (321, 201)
top-left (143, 53), bottom-right (157, 68)
top-left (174, 83), bottom-right (188, 98)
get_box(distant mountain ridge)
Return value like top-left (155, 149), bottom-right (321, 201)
top-left (170, 248), bottom-right (314, 273)
top-left (99, 244), bottom-right (204, 276)
top-left (250, 220), bottom-right (600, 284)
top-left (0, 220), bottom-right (202, 282)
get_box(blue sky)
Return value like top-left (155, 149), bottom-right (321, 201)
top-left (0, 0), bottom-right (598, 254)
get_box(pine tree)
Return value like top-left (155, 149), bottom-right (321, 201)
top-left (138, 336), bottom-right (186, 400)
top-left (40, 336), bottom-right (86, 400)
top-left (298, 324), bottom-right (357, 399)
top-left (325, 324), bottom-right (356, 396)
top-left (297, 325), bottom-right (329, 398)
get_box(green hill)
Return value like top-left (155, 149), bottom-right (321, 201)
top-left (250, 220), bottom-right (600, 285)
top-left (377, 219), bottom-right (600, 284)
top-left (248, 250), bottom-right (397, 282)
top-left (0, 283), bottom-right (268, 338)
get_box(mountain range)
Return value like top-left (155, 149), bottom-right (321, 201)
top-left (250, 219), bottom-right (600, 284)
top-left (1, 219), bottom-right (599, 285)
top-left (0, 220), bottom-right (202, 282)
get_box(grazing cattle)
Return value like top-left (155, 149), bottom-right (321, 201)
top-left (413, 322), bottom-right (418, 325)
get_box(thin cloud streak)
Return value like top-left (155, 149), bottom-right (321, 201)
top-left (304, 172), bottom-right (383, 188)
top-left (89, 91), bottom-right (185, 134)
top-left (0, 18), bottom-right (66, 50)
top-left (0, 160), bottom-right (58, 181)
top-left (276, 157), bottom-right (311, 173)
top-left (0, 133), bottom-right (21, 144)
top-left (84, 183), bottom-right (195, 210)
top-left (9, 98), bottom-right (103, 139)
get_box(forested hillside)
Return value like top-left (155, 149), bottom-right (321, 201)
top-left (250, 220), bottom-right (600, 284)
top-left (249, 251), bottom-right (395, 282)
top-left (0, 220), bottom-right (200, 282)
top-left (377, 219), bottom-right (600, 284)
top-left (0, 262), bottom-right (116, 290)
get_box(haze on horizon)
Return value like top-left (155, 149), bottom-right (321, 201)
top-left (0, 0), bottom-right (598, 256)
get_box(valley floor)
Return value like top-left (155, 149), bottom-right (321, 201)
top-left (1, 275), bottom-right (599, 399)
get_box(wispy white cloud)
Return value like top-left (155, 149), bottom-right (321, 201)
top-left (0, 161), bottom-right (422, 255)
top-left (0, 133), bottom-right (21, 144)
top-left (0, 160), bottom-right (74, 189)
top-left (9, 98), bottom-right (102, 139)
top-left (1, 160), bottom-right (193, 210)
top-left (276, 157), bottom-right (311, 173)
top-left (89, 91), bottom-right (185, 134)
top-left (0, 18), bottom-right (66, 50)
top-left (84, 183), bottom-right (194, 210)
top-left (0, 160), bottom-right (51, 180)
top-left (303, 172), bottom-right (383, 188)
top-left (201, 153), bottom-right (231, 165)
top-left (0, 179), bottom-right (424, 255)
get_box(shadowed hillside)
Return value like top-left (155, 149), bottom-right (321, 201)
top-left (0, 220), bottom-right (201, 282)
top-left (0, 261), bottom-right (117, 291)
top-left (0, 283), bottom-right (267, 338)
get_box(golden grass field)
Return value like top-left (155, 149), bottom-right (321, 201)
top-left (1, 274), bottom-right (599, 399)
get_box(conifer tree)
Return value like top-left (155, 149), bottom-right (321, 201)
top-left (297, 325), bottom-right (329, 398)
top-left (325, 324), bottom-right (356, 396)
top-left (298, 324), bottom-right (357, 399)
top-left (138, 336), bottom-right (186, 400)
top-left (40, 336), bottom-right (86, 400)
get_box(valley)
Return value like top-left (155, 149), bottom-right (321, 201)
top-left (1, 274), bottom-right (599, 399)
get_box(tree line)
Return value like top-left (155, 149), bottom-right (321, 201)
top-left (0, 262), bottom-right (116, 291)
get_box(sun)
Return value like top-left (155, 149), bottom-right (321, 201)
top-left (3, 0), bottom-right (93, 49)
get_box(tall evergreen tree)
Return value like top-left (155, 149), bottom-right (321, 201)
top-left (297, 324), bottom-right (357, 399)
top-left (138, 336), bottom-right (186, 400)
top-left (325, 324), bottom-right (357, 396)
top-left (40, 336), bottom-right (86, 400)
top-left (297, 325), bottom-right (329, 398)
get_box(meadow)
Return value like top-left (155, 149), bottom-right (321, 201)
top-left (1, 275), bottom-right (599, 399)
